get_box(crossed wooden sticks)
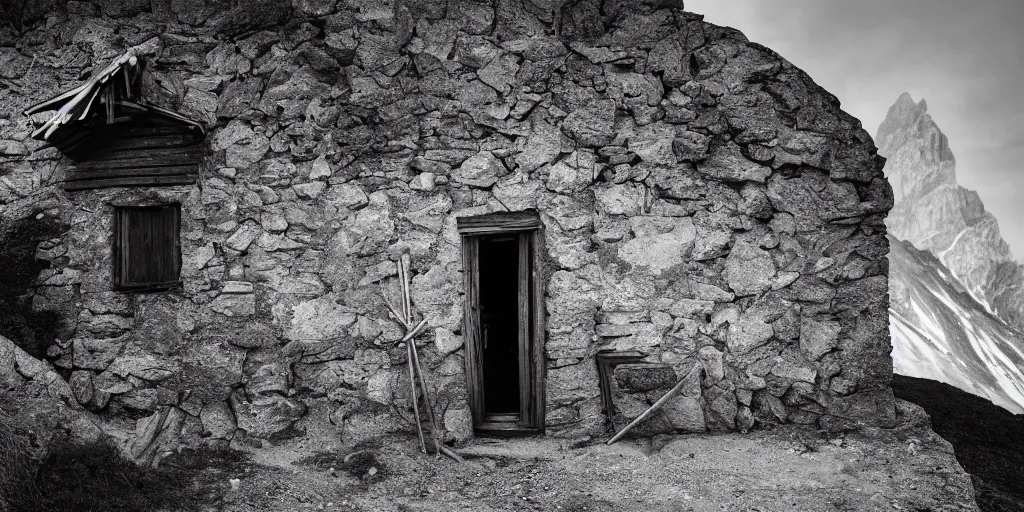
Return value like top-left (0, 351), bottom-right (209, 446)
top-left (380, 254), bottom-right (462, 463)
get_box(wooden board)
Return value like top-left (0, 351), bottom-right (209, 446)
top-left (51, 124), bottom-right (189, 152)
top-left (530, 229), bottom-right (547, 429)
top-left (595, 351), bottom-right (648, 422)
top-left (67, 165), bottom-right (199, 180)
top-left (77, 133), bottom-right (203, 155)
top-left (518, 232), bottom-right (532, 428)
top-left (63, 174), bottom-right (197, 191)
top-left (73, 147), bottom-right (204, 170)
top-left (457, 210), bottom-right (541, 235)
top-left (461, 236), bottom-right (485, 426)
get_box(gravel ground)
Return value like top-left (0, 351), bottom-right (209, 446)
top-left (198, 399), bottom-right (977, 512)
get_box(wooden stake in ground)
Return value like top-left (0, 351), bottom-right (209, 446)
top-left (606, 376), bottom-right (689, 445)
top-left (380, 257), bottom-right (463, 463)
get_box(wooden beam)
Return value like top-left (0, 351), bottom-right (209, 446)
top-left (62, 175), bottom-right (196, 191)
top-left (518, 232), bottom-right (531, 428)
top-left (530, 229), bottom-right (546, 430)
top-left (56, 126), bottom-right (201, 157)
top-left (74, 133), bottom-right (201, 152)
top-left (461, 236), bottom-right (485, 425)
top-left (72, 148), bottom-right (203, 170)
top-left (457, 210), bottom-right (541, 235)
top-left (142, 102), bottom-right (207, 133)
top-left (67, 165), bottom-right (199, 181)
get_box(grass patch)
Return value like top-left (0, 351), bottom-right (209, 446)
top-left (0, 418), bottom-right (264, 512)
top-left (0, 420), bottom-right (42, 511)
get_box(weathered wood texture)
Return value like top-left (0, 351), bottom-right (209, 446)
top-left (517, 232), bottom-right (531, 427)
top-left (461, 236), bottom-right (484, 425)
top-left (60, 113), bottom-right (204, 191)
top-left (530, 229), bottom-right (546, 429)
top-left (595, 351), bottom-right (648, 421)
top-left (461, 212), bottom-right (545, 433)
top-left (456, 210), bottom-right (541, 235)
top-left (113, 205), bottom-right (182, 291)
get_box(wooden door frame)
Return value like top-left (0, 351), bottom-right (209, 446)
top-left (458, 211), bottom-right (546, 435)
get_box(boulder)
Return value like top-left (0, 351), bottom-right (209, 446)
top-left (704, 384), bottom-right (738, 431)
top-left (800, 316), bottom-right (841, 361)
top-left (724, 240), bottom-right (776, 297)
top-left (452, 151), bottom-right (505, 188)
top-left (613, 363), bottom-right (677, 393)
top-left (561, 100), bottom-right (615, 147)
top-left (618, 217), bottom-right (695, 275)
top-left (230, 391), bottom-right (307, 438)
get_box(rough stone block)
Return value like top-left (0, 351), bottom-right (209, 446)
top-left (613, 363), bottom-right (677, 393)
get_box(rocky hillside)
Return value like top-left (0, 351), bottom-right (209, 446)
top-left (877, 93), bottom-right (1024, 332)
top-left (888, 235), bottom-right (1024, 414)
top-left (893, 374), bottom-right (1024, 511)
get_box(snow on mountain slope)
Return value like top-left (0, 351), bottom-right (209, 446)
top-left (878, 92), bottom-right (1024, 332)
top-left (888, 234), bottom-right (1024, 414)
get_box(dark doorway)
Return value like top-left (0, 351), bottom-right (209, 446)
top-left (478, 235), bottom-right (521, 415)
top-left (458, 211), bottom-right (546, 434)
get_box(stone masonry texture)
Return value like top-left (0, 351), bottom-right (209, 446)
top-left (0, 0), bottom-right (895, 456)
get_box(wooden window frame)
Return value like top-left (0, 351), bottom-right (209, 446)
top-left (595, 350), bottom-right (647, 426)
top-left (458, 211), bottom-right (546, 435)
top-left (112, 204), bottom-right (183, 292)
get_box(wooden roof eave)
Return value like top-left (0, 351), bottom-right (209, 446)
top-left (27, 53), bottom-right (138, 141)
top-left (141, 103), bottom-right (207, 135)
top-left (25, 51), bottom-right (206, 144)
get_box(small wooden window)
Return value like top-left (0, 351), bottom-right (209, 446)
top-left (113, 204), bottom-right (182, 291)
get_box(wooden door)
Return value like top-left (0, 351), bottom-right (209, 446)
top-left (458, 212), bottom-right (545, 434)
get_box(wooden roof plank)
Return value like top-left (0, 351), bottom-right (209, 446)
top-left (24, 82), bottom-right (90, 115)
top-left (74, 86), bottom-right (103, 122)
top-left (142, 103), bottom-right (207, 134)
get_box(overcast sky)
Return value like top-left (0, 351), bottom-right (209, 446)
top-left (686, 0), bottom-right (1024, 260)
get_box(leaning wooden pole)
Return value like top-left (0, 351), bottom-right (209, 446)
top-left (408, 338), bottom-right (441, 457)
top-left (606, 375), bottom-right (689, 445)
top-left (406, 341), bottom-right (427, 454)
top-left (380, 256), bottom-right (462, 463)
top-left (400, 255), bottom-right (443, 457)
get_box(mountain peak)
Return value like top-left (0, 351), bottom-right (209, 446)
top-left (876, 94), bottom-right (941, 158)
top-left (880, 92), bottom-right (1024, 331)
top-left (891, 92), bottom-right (928, 114)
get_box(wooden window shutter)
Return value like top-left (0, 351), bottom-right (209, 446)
top-left (113, 205), bottom-right (181, 291)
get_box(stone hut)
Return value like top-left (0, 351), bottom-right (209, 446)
top-left (0, 0), bottom-right (895, 456)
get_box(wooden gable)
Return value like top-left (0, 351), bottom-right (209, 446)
top-left (25, 51), bottom-right (206, 191)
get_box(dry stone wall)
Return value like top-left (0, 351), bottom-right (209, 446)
top-left (0, 0), bottom-right (895, 453)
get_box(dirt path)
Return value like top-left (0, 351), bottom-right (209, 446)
top-left (204, 401), bottom-right (976, 512)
